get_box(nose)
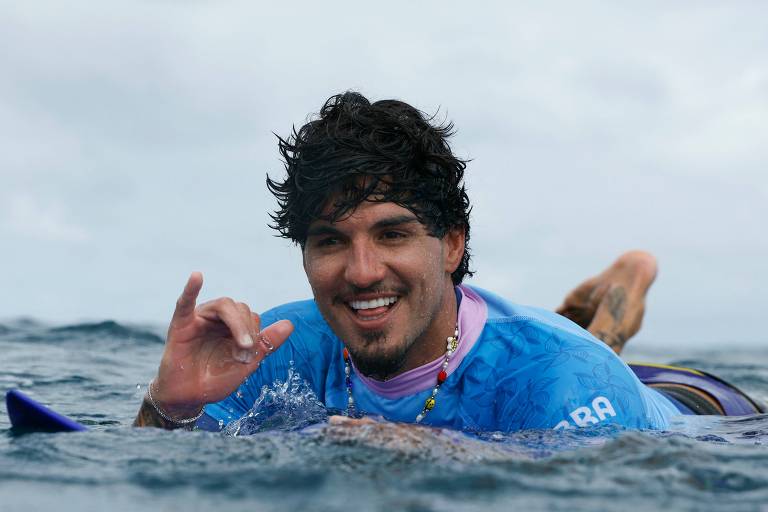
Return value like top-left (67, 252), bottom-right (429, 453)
top-left (344, 239), bottom-right (386, 289)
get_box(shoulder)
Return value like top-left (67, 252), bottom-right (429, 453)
top-left (467, 285), bottom-right (599, 341)
top-left (462, 286), bottom-right (666, 430)
top-left (463, 285), bottom-right (608, 357)
top-left (466, 286), bottom-right (622, 405)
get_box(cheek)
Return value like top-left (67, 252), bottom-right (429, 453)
top-left (397, 244), bottom-right (445, 287)
top-left (303, 255), bottom-right (336, 295)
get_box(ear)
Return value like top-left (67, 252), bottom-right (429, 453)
top-left (443, 226), bottom-right (466, 274)
top-left (301, 245), bottom-right (309, 273)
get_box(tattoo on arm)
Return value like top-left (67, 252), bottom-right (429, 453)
top-left (133, 396), bottom-right (195, 431)
top-left (605, 286), bottom-right (626, 323)
top-left (594, 330), bottom-right (627, 354)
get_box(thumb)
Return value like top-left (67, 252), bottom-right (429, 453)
top-left (258, 319), bottom-right (294, 350)
top-left (238, 319), bottom-right (294, 373)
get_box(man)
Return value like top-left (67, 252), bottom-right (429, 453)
top-left (134, 92), bottom-right (760, 432)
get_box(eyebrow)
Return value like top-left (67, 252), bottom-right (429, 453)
top-left (305, 215), bottom-right (421, 237)
top-left (373, 215), bottom-right (421, 229)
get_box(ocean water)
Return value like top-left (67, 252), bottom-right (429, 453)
top-left (1, 319), bottom-right (767, 512)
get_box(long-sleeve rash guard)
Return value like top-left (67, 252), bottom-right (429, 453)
top-left (204, 285), bottom-right (679, 432)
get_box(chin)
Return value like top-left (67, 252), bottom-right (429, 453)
top-left (347, 334), bottom-right (410, 379)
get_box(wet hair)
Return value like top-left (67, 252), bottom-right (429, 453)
top-left (267, 91), bottom-right (473, 284)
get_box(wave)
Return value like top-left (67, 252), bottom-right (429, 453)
top-left (50, 321), bottom-right (163, 343)
top-left (0, 319), bottom-right (164, 345)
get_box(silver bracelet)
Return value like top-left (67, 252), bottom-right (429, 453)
top-left (146, 380), bottom-right (205, 425)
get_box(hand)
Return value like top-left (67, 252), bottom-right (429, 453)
top-left (324, 416), bottom-right (513, 461)
top-left (325, 415), bottom-right (440, 451)
top-left (556, 251), bottom-right (658, 354)
top-left (152, 272), bottom-right (294, 419)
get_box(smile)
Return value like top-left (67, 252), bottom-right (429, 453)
top-left (343, 295), bottom-right (401, 326)
top-left (348, 296), bottom-right (399, 310)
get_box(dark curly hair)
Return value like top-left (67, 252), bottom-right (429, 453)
top-left (267, 91), bottom-right (473, 284)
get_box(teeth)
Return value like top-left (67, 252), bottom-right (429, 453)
top-left (349, 296), bottom-right (398, 310)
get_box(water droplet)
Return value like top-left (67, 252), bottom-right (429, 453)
top-left (222, 365), bottom-right (327, 437)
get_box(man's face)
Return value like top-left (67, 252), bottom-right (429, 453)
top-left (302, 201), bottom-right (464, 379)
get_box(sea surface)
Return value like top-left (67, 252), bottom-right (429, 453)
top-left (1, 319), bottom-right (767, 512)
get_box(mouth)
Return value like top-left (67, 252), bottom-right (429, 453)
top-left (345, 295), bottom-right (400, 323)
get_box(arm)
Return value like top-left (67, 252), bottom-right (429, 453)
top-left (134, 272), bottom-right (294, 429)
top-left (556, 250), bottom-right (657, 354)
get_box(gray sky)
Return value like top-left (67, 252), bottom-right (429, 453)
top-left (1, 2), bottom-right (766, 346)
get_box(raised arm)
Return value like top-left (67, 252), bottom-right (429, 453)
top-left (556, 251), bottom-right (657, 354)
top-left (134, 272), bottom-right (294, 429)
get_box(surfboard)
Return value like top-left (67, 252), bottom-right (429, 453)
top-left (5, 389), bottom-right (87, 432)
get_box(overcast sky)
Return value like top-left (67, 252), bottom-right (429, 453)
top-left (1, 2), bottom-right (766, 346)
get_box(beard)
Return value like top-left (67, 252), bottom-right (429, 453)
top-left (348, 330), bottom-right (412, 380)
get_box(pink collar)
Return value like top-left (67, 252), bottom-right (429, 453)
top-left (351, 285), bottom-right (488, 399)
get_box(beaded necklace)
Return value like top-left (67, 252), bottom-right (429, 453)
top-left (343, 325), bottom-right (459, 423)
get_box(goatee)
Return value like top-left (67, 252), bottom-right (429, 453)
top-left (349, 331), bottom-right (409, 381)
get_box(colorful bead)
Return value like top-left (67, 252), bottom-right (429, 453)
top-left (342, 324), bottom-right (457, 423)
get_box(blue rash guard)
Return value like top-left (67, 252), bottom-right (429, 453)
top-left (204, 285), bottom-right (679, 432)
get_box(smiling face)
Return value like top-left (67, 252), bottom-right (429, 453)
top-left (302, 201), bottom-right (465, 379)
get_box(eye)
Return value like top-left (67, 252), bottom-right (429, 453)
top-left (316, 236), bottom-right (341, 247)
top-left (381, 231), bottom-right (407, 240)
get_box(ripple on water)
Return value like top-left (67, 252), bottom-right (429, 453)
top-left (3, 323), bottom-right (768, 511)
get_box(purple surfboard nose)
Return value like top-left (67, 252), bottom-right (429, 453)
top-left (5, 389), bottom-right (88, 432)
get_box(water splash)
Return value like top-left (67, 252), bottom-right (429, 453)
top-left (224, 365), bottom-right (328, 436)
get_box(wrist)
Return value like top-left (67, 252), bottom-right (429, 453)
top-left (146, 380), bottom-right (205, 425)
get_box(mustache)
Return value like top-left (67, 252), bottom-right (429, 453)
top-left (333, 284), bottom-right (409, 304)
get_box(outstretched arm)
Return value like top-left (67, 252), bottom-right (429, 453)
top-left (556, 251), bottom-right (658, 355)
top-left (134, 272), bottom-right (294, 429)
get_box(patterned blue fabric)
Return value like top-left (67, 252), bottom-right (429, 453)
top-left (204, 286), bottom-right (679, 432)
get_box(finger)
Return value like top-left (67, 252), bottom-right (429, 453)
top-left (328, 415), bottom-right (376, 426)
top-left (234, 319), bottom-right (294, 372)
top-left (236, 302), bottom-right (258, 338)
top-left (172, 272), bottom-right (204, 322)
top-left (198, 298), bottom-right (255, 349)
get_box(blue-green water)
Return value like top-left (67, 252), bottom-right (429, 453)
top-left (1, 319), bottom-right (767, 511)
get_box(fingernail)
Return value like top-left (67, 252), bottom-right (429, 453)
top-left (233, 348), bottom-right (254, 364)
top-left (240, 334), bottom-right (254, 349)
